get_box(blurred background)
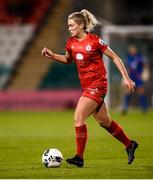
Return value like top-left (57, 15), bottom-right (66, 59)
top-left (0, 0), bottom-right (153, 111)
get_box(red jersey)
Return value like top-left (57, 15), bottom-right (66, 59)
top-left (66, 33), bottom-right (108, 91)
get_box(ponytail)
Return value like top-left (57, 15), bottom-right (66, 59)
top-left (68, 9), bottom-right (99, 32)
top-left (80, 9), bottom-right (99, 32)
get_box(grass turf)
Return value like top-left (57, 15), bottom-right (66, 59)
top-left (0, 110), bottom-right (153, 178)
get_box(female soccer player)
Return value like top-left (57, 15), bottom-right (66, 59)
top-left (42, 9), bottom-right (138, 167)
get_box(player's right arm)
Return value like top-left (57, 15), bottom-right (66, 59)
top-left (41, 47), bottom-right (72, 64)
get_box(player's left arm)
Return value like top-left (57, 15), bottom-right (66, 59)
top-left (104, 47), bottom-right (135, 92)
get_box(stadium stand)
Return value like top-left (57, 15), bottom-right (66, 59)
top-left (0, 0), bottom-right (52, 24)
top-left (0, 0), bottom-right (55, 89)
top-left (0, 25), bottom-right (34, 88)
top-left (5, 0), bottom-right (73, 90)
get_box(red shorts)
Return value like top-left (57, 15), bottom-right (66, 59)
top-left (82, 87), bottom-right (107, 104)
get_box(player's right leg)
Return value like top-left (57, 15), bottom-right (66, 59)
top-left (66, 96), bottom-right (99, 167)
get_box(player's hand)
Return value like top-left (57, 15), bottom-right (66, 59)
top-left (42, 47), bottom-right (54, 59)
top-left (123, 77), bottom-right (135, 93)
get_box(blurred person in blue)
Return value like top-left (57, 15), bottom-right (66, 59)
top-left (122, 45), bottom-right (149, 114)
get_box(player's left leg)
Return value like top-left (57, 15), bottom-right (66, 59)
top-left (92, 102), bottom-right (138, 164)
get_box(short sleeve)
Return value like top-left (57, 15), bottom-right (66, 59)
top-left (65, 39), bottom-right (73, 64)
top-left (65, 39), bottom-right (71, 53)
top-left (97, 37), bottom-right (108, 53)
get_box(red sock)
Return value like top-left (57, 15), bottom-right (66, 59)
top-left (75, 125), bottom-right (87, 159)
top-left (104, 120), bottom-right (131, 148)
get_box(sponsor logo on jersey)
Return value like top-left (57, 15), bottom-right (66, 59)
top-left (76, 53), bottom-right (83, 60)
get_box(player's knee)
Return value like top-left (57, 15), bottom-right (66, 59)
top-left (96, 114), bottom-right (111, 128)
top-left (74, 113), bottom-right (86, 127)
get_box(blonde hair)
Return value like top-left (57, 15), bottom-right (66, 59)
top-left (68, 9), bottom-right (99, 32)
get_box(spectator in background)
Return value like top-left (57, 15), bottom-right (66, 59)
top-left (122, 45), bottom-right (149, 114)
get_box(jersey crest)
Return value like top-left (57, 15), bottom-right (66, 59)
top-left (85, 45), bottom-right (91, 51)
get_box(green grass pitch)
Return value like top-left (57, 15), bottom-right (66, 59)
top-left (0, 110), bottom-right (153, 178)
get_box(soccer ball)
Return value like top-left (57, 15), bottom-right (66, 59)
top-left (42, 148), bottom-right (63, 168)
